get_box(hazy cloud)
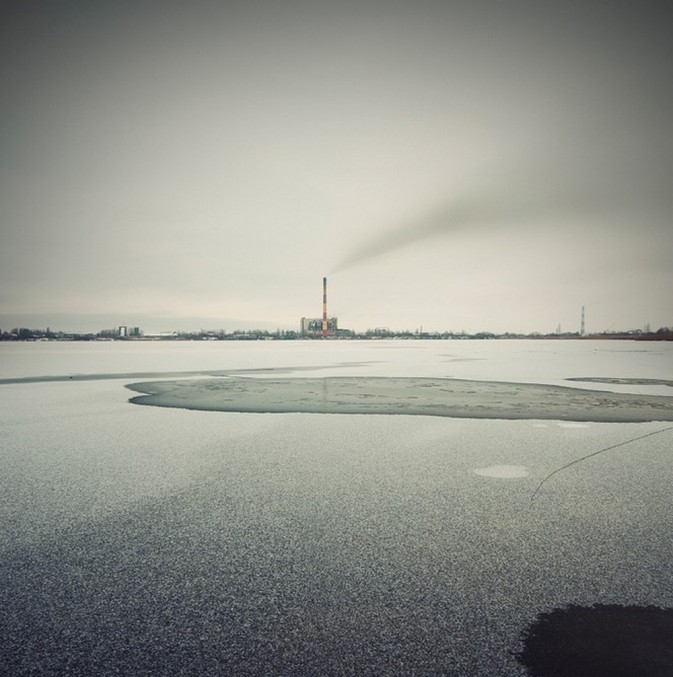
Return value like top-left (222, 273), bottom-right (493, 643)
top-left (1, 0), bottom-right (671, 333)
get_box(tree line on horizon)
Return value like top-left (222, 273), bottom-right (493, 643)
top-left (2, 326), bottom-right (672, 342)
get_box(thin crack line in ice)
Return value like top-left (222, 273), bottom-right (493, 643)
top-left (529, 426), bottom-right (673, 507)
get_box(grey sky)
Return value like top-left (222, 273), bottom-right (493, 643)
top-left (1, 0), bottom-right (671, 334)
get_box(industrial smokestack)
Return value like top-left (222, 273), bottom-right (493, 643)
top-left (322, 277), bottom-right (328, 337)
top-left (580, 305), bottom-right (586, 336)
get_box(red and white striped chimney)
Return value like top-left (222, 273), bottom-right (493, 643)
top-left (322, 277), bottom-right (328, 337)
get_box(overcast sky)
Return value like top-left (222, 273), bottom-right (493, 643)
top-left (1, 0), bottom-right (671, 334)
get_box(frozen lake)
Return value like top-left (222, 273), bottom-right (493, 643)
top-left (2, 338), bottom-right (672, 395)
top-left (1, 339), bottom-right (673, 675)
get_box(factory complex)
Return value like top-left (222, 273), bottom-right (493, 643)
top-left (299, 277), bottom-right (339, 337)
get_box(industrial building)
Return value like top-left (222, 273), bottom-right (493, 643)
top-left (300, 277), bottom-right (338, 337)
top-left (300, 317), bottom-right (338, 336)
top-left (118, 325), bottom-right (142, 338)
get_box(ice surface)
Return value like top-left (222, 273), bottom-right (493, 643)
top-left (1, 340), bottom-right (672, 675)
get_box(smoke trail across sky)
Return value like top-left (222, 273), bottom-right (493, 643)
top-left (330, 200), bottom-right (491, 274)
top-left (330, 182), bottom-right (623, 274)
top-left (330, 130), bottom-right (672, 276)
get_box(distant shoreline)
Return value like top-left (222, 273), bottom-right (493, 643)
top-left (125, 376), bottom-right (673, 423)
top-left (2, 330), bottom-right (672, 342)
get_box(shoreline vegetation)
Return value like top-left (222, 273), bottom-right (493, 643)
top-left (124, 376), bottom-right (673, 423)
top-left (2, 327), bottom-right (673, 342)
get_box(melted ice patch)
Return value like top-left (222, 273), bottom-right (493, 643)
top-left (473, 465), bottom-right (530, 478)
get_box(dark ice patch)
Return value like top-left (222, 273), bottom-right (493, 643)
top-left (514, 604), bottom-right (673, 677)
